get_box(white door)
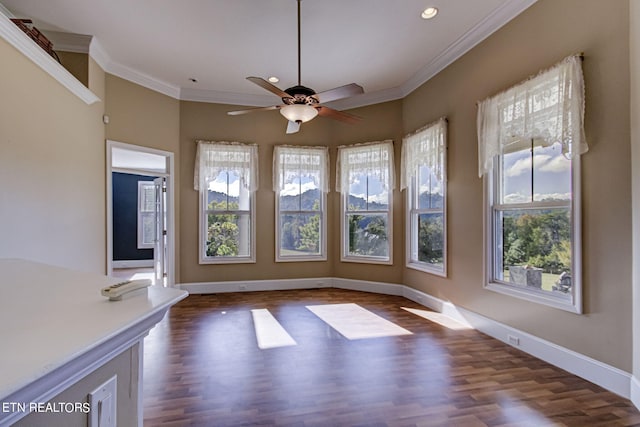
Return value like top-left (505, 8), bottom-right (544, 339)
top-left (154, 177), bottom-right (167, 285)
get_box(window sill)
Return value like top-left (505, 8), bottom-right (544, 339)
top-left (276, 255), bottom-right (327, 263)
top-left (406, 261), bottom-right (446, 277)
top-left (199, 257), bottom-right (256, 265)
top-left (484, 281), bottom-right (581, 314)
top-left (340, 256), bottom-right (392, 265)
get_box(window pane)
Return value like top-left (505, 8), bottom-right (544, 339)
top-left (418, 165), bottom-right (443, 209)
top-left (279, 213), bottom-right (321, 256)
top-left (141, 213), bottom-right (155, 246)
top-left (417, 212), bottom-right (444, 266)
top-left (533, 142), bottom-right (571, 202)
top-left (348, 174), bottom-right (388, 211)
top-left (206, 213), bottom-right (251, 257)
top-left (501, 146), bottom-right (532, 204)
top-left (497, 208), bottom-right (572, 293)
top-left (141, 184), bottom-right (156, 212)
top-left (207, 172), bottom-right (240, 210)
top-left (279, 176), bottom-right (321, 211)
top-left (347, 213), bottom-right (388, 257)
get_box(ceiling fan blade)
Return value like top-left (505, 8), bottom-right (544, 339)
top-left (227, 105), bottom-right (281, 116)
top-left (316, 106), bottom-right (361, 124)
top-left (286, 121), bottom-right (301, 134)
top-left (315, 83), bottom-right (364, 104)
top-left (247, 77), bottom-right (290, 99)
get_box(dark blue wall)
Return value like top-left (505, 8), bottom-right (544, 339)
top-left (113, 172), bottom-right (155, 261)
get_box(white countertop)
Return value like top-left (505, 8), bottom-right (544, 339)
top-left (0, 259), bottom-right (187, 402)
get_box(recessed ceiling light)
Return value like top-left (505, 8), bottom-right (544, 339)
top-left (421, 7), bottom-right (438, 19)
top-left (268, 76), bottom-right (280, 83)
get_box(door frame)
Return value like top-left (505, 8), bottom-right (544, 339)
top-left (106, 140), bottom-right (176, 286)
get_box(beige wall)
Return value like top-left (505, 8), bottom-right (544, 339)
top-left (0, 38), bottom-right (106, 273)
top-left (56, 51), bottom-right (89, 87)
top-left (178, 99), bottom-right (405, 285)
top-left (630, 0), bottom-right (640, 387)
top-left (179, 101), bottom-right (335, 283)
top-left (104, 74), bottom-right (181, 281)
top-left (402, 0), bottom-right (632, 371)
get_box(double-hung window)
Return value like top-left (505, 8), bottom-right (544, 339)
top-left (478, 55), bottom-right (587, 312)
top-left (337, 140), bottom-right (394, 264)
top-left (273, 145), bottom-right (328, 261)
top-left (402, 118), bottom-right (447, 275)
top-left (195, 141), bottom-right (258, 264)
top-left (137, 180), bottom-right (156, 249)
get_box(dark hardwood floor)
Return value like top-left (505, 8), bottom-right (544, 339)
top-left (143, 288), bottom-right (640, 426)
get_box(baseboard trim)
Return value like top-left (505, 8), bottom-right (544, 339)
top-left (178, 277), bottom-right (632, 399)
top-left (180, 277), bottom-right (333, 294)
top-left (112, 260), bottom-right (153, 269)
top-left (632, 375), bottom-right (640, 409)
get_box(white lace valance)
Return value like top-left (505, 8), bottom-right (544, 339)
top-left (336, 140), bottom-right (394, 194)
top-left (273, 145), bottom-right (329, 193)
top-left (477, 54), bottom-right (587, 177)
top-left (194, 140), bottom-right (259, 191)
top-left (401, 117), bottom-right (447, 190)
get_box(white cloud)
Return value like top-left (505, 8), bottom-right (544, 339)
top-left (534, 192), bottom-right (571, 201)
top-left (538, 155), bottom-right (571, 173)
top-left (280, 181), bottom-right (318, 196)
top-left (503, 192), bottom-right (529, 204)
top-left (208, 178), bottom-right (240, 197)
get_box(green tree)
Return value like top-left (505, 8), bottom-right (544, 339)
top-left (206, 201), bottom-right (240, 257)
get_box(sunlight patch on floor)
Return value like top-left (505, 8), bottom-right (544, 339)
top-left (401, 307), bottom-right (472, 331)
top-left (251, 309), bottom-right (298, 349)
top-left (306, 303), bottom-right (413, 340)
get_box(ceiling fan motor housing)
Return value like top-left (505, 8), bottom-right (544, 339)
top-left (283, 85), bottom-right (319, 105)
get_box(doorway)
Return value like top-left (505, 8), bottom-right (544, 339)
top-left (106, 140), bottom-right (175, 286)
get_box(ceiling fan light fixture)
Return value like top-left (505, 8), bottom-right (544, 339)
top-left (280, 104), bottom-right (318, 123)
top-left (421, 7), bottom-right (438, 19)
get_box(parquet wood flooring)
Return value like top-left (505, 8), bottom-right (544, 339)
top-left (142, 288), bottom-right (640, 426)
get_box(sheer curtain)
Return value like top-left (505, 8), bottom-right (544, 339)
top-left (477, 54), bottom-right (587, 177)
top-left (336, 140), bottom-right (395, 193)
top-left (273, 145), bottom-right (329, 193)
top-left (401, 118), bottom-right (447, 190)
top-left (194, 141), bottom-right (259, 191)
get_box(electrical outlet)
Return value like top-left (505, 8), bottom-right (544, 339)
top-left (507, 334), bottom-right (521, 346)
top-left (88, 376), bottom-right (117, 427)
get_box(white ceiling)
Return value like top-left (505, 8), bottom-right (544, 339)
top-left (2, 0), bottom-right (536, 109)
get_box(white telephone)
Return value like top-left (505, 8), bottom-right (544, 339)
top-left (101, 279), bottom-right (151, 301)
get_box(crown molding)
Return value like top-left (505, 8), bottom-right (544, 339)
top-left (0, 8), bottom-right (100, 105)
top-left (180, 87), bottom-right (276, 107)
top-left (43, 29), bottom-right (91, 54)
top-left (89, 37), bottom-right (180, 99)
top-left (401, 0), bottom-right (538, 97)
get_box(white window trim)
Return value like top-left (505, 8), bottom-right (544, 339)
top-left (403, 119), bottom-right (448, 277)
top-left (405, 173), bottom-right (447, 277)
top-left (483, 152), bottom-right (582, 313)
top-left (340, 193), bottom-right (393, 265)
top-left (198, 183), bottom-right (256, 264)
top-left (137, 181), bottom-right (155, 249)
top-left (275, 191), bottom-right (327, 262)
top-left (338, 140), bottom-right (394, 265)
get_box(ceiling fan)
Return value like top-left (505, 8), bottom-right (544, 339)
top-left (227, 0), bottom-right (364, 134)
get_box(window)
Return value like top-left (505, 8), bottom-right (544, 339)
top-left (337, 140), bottom-right (394, 264)
top-left (194, 141), bottom-right (258, 264)
top-left (137, 180), bottom-right (156, 249)
top-left (478, 55), bottom-right (586, 312)
top-left (273, 145), bottom-right (328, 261)
top-left (402, 118), bottom-right (447, 275)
